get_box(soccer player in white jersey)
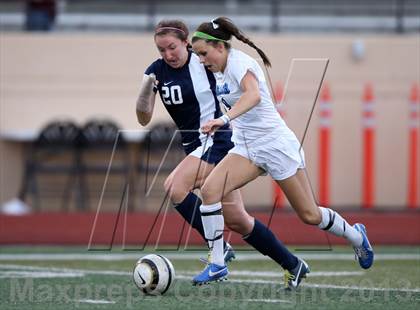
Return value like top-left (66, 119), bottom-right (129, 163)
top-left (136, 20), bottom-right (307, 288)
top-left (191, 17), bottom-right (374, 288)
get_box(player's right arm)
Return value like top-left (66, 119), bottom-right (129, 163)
top-left (136, 73), bottom-right (157, 126)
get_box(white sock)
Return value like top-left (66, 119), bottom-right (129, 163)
top-left (318, 207), bottom-right (362, 247)
top-left (200, 202), bottom-right (225, 266)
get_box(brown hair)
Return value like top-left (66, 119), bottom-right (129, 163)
top-left (154, 20), bottom-right (189, 42)
top-left (192, 17), bottom-right (271, 67)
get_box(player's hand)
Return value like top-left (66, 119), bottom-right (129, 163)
top-left (201, 118), bottom-right (224, 135)
top-left (150, 73), bottom-right (159, 86)
top-left (137, 73), bottom-right (158, 113)
top-left (144, 73), bottom-right (155, 83)
top-left (147, 73), bottom-right (159, 89)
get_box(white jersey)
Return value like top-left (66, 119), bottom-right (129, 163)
top-left (214, 48), bottom-right (294, 147)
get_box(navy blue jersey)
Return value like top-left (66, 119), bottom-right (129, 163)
top-left (145, 51), bottom-right (223, 147)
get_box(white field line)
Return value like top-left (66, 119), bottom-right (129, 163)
top-left (0, 264), bottom-right (129, 276)
top-left (246, 299), bottom-right (292, 304)
top-left (178, 270), bottom-right (365, 277)
top-left (0, 252), bottom-right (418, 261)
top-left (1, 264), bottom-right (419, 294)
top-left (304, 283), bottom-right (420, 293)
top-left (0, 264), bottom-right (362, 278)
top-left (175, 275), bottom-right (420, 293)
top-left (0, 270), bottom-right (84, 278)
top-left (77, 299), bottom-right (115, 304)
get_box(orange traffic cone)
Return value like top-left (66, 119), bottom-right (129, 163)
top-left (408, 83), bottom-right (419, 209)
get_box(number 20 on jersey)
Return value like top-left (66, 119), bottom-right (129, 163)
top-left (162, 85), bottom-right (183, 105)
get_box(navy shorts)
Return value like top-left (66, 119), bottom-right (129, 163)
top-left (183, 125), bottom-right (234, 165)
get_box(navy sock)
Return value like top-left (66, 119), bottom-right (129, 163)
top-left (174, 192), bottom-right (227, 250)
top-left (243, 219), bottom-right (298, 271)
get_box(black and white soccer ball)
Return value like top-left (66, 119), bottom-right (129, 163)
top-left (133, 254), bottom-right (175, 295)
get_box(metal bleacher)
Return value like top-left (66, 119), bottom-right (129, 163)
top-left (0, 0), bottom-right (419, 33)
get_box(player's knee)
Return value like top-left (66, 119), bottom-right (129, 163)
top-left (164, 176), bottom-right (188, 203)
top-left (299, 209), bottom-right (321, 225)
top-left (224, 216), bottom-right (252, 235)
top-left (224, 216), bottom-right (239, 231)
top-left (201, 181), bottom-right (221, 204)
top-left (163, 175), bottom-right (173, 194)
top-left (169, 182), bottom-right (189, 203)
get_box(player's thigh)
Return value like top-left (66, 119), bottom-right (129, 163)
top-left (202, 153), bottom-right (262, 203)
top-left (167, 155), bottom-right (215, 191)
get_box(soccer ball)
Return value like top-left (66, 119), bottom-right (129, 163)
top-left (133, 254), bottom-right (175, 295)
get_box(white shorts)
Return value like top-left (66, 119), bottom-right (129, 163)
top-left (189, 144), bottom-right (210, 159)
top-left (188, 135), bottom-right (213, 157)
top-left (228, 132), bottom-right (305, 180)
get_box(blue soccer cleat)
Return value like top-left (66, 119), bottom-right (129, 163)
top-left (200, 242), bottom-right (236, 265)
top-left (353, 223), bottom-right (374, 269)
top-left (192, 263), bottom-right (228, 286)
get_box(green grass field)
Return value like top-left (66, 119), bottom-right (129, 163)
top-left (0, 246), bottom-right (419, 309)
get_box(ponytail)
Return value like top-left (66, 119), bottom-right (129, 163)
top-left (193, 17), bottom-right (271, 67)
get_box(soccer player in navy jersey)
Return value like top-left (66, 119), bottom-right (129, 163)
top-left (136, 20), bottom-right (307, 289)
